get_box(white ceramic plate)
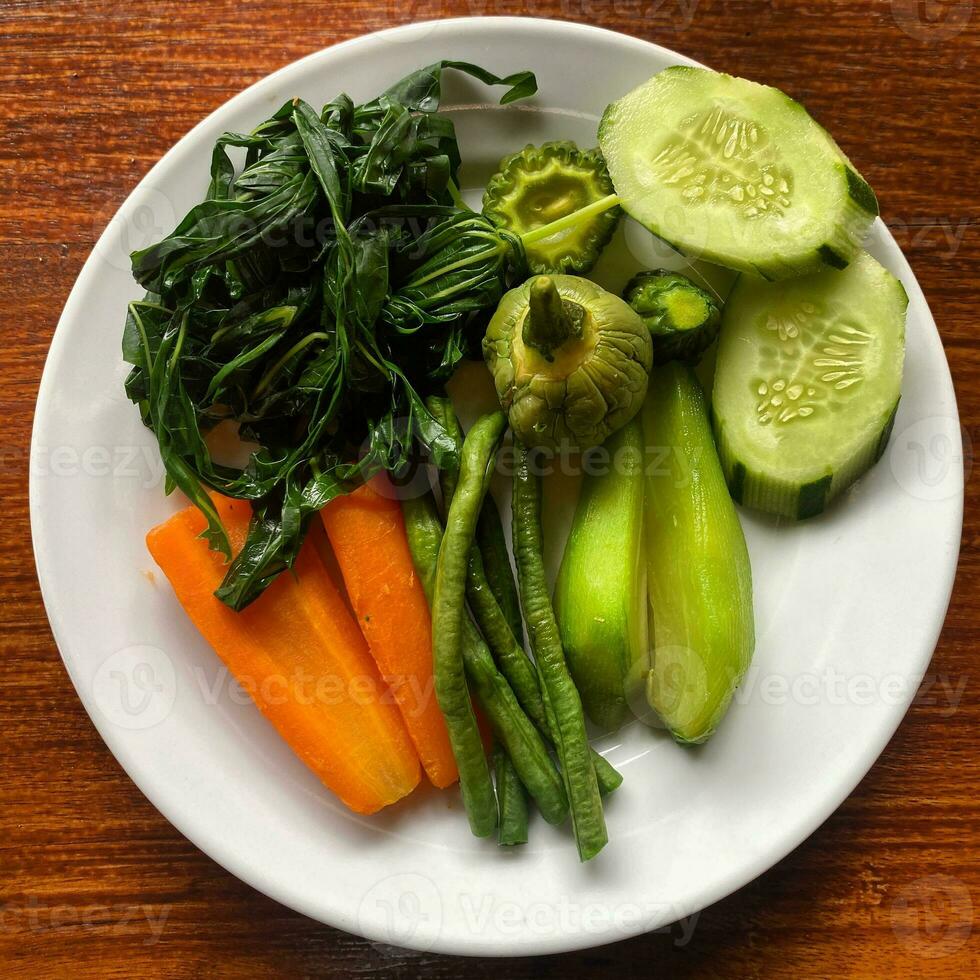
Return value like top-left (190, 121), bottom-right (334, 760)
top-left (31, 17), bottom-right (963, 957)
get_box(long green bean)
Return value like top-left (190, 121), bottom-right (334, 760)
top-left (429, 397), bottom-right (622, 797)
top-left (404, 491), bottom-right (568, 827)
top-left (476, 497), bottom-right (524, 645)
top-left (467, 558), bottom-right (622, 795)
top-left (466, 547), bottom-right (545, 716)
top-left (512, 444), bottom-right (608, 861)
top-left (494, 743), bottom-right (529, 846)
top-left (431, 413), bottom-right (505, 836)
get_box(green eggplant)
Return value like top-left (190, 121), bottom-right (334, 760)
top-left (642, 362), bottom-right (755, 743)
top-left (554, 420), bottom-right (649, 731)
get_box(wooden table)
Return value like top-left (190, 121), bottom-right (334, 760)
top-left (2, 1), bottom-right (977, 975)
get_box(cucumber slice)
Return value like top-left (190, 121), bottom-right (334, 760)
top-left (554, 420), bottom-right (648, 732)
top-left (712, 251), bottom-right (907, 519)
top-left (642, 364), bottom-right (754, 744)
top-left (598, 67), bottom-right (878, 279)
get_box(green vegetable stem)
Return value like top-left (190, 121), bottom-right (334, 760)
top-left (522, 276), bottom-right (584, 360)
top-left (512, 445), bottom-right (608, 861)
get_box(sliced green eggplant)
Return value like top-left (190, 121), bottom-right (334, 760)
top-left (598, 66), bottom-right (878, 279)
top-left (642, 363), bottom-right (754, 743)
top-left (712, 250), bottom-right (907, 519)
top-left (554, 420), bottom-right (648, 731)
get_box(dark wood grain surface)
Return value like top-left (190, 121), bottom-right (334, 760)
top-left (1, 1), bottom-right (977, 975)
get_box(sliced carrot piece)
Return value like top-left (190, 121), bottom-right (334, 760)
top-left (321, 477), bottom-right (459, 789)
top-left (146, 495), bottom-right (421, 815)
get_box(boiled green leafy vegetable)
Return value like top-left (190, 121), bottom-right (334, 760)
top-left (123, 62), bottom-right (537, 609)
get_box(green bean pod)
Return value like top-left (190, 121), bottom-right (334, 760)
top-left (431, 413), bottom-right (504, 836)
top-left (428, 398), bottom-right (545, 732)
top-left (476, 497), bottom-right (524, 645)
top-left (468, 568), bottom-right (622, 796)
top-left (427, 399), bottom-right (534, 700)
top-left (494, 744), bottom-right (529, 846)
top-left (463, 634), bottom-right (568, 826)
top-left (465, 547), bottom-right (545, 718)
top-left (512, 445), bottom-right (608, 861)
top-left (408, 478), bottom-right (568, 829)
top-left (430, 396), bottom-right (622, 798)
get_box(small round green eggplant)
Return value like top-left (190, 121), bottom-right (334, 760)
top-left (483, 274), bottom-right (652, 451)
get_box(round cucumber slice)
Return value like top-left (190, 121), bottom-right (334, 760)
top-left (712, 251), bottom-right (907, 519)
top-left (598, 67), bottom-right (879, 279)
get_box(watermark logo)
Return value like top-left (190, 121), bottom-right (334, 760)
top-left (95, 185), bottom-right (179, 273)
top-left (457, 893), bottom-right (700, 944)
top-left (891, 0), bottom-right (974, 42)
top-left (889, 215), bottom-right (972, 259)
top-left (889, 415), bottom-right (970, 502)
top-left (92, 645), bottom-right (177, 730)
top-left (626, 665), bottom-right (967, 726)
top-left (891, 874), bottom-right (973, 958)
top-left (356, 873), bottom-right (443, 950)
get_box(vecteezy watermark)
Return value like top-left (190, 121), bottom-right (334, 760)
top-left (455, 894), bottom-right (699, 944)
top-left (30, 443), bottom-right (167, 490)
top-left (95, 185), bottom-right (179, 274)
top-left (0, 897), bottom-right (170, 946)
top-left (92, 646), bottom-right (177, 731)
top-left (891, 874), bottom-right (973, 958)
top-left (193, 664), bottom-right (437, 719)
top-left (629, 660), bottom-right (968, 730)
top-left (355, 872), bottom-right (699, 948)
top-left (891, 0), bottom-right (974, 42)
top-left (95, 190), bottom-right (479, 274)
top-left (559, 0), bottom-right (703, 28)
top-left (887, 215), bottom-right (973, 260)
top-left (349, 424), bottom-right (709, 503)
top-left (889, 415), bottom-right (971, 503)
top-left (729, 668), bottom-right (968, 717)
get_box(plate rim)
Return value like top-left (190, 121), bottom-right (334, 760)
top-left (29, 15), bottom-right (965, 957)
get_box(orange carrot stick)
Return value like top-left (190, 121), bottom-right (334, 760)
top-left (146, 495), bottom-right (421, 815)
top-left (320, 477), bottom-right (459, 789)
